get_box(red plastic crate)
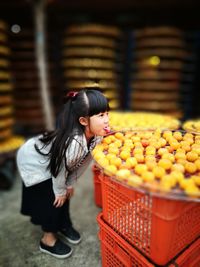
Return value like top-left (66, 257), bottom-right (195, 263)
top-left (97, 212), bottom-right (155, 267)
top-left (100, 174), bottom-right (200, 265)
top-left (92, 165), bottom-right (102, 208)
top-left (169, 238), bottom-right (200, 267)
top-left (97, 212), bottom-right (200, 267)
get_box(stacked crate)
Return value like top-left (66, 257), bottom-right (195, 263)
top-left (62, 23), bottom-right (123, 110)
top-left (130, 26), bottom-right (188, 119)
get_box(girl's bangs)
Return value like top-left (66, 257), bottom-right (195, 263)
top-left (88, 92), bottom-right (110, 116)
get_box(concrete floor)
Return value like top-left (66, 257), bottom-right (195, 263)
top-left (0, 163), bottom-right (102, 267)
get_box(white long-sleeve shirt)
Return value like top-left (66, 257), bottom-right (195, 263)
top-left (16, 134), bottom-right (101, 196)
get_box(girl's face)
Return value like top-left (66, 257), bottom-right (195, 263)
top-left (83, 111), bottom-right (110, 139)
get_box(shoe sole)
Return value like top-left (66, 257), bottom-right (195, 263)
top-left (39, 246), bottom-right (73, 259)
top-left (58, 232), bottom-right (82, 245)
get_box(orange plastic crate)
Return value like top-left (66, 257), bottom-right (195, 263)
top-left (100, 174), bottom-right (200, 265)
top-left (92, 165), bottom-right (102, 208)
top-left (97, 212), bottom-right (155, 267)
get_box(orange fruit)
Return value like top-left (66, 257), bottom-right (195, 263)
top-left (114, 132), bottom-right (124, 140)
top-left (127, 175), bottom-right (143, 187)
top-left (108, 146), bottom-right (119, 155)
top-left (171, 163), bottom-right (185, 173)
top-left (162, 153), bottom-right (175, 163)
top-left (109, 157), bottom-right (122, 167)
top-left (96, 158), bottom-right (109, 168)
top-left (185, 162), bottom-right (197, 174)
top-left (186, 151), bottom-right (198, 162)
top-left (158, 159), bottom-right (172, 170)
top-left (194, 159), bottom-right (200, 171)
top-left (152, 166), bottom-right (166, 179)
top-left (191, 175), bottom-right (200, 186)
top-left (125, 157), bottom-right (137, 168)
top-left (119, 150), bottom-right (131, 160)
top-left (104, 165), bottom-right (117, 175)
top-left (134, 164), bottom-right (147, 175)
top-left (158, 147), bottom-right (168, 156)
top-left (146, 160), bottom-right (157, 171)
top-left (115, 169), bottom-right (131, 180)
top-left (175, 152), bottom-right (186, 160)
top-left (173, 131), bottom-right (183, 141)
top-left (141, 171), bottom-right (155, 182)
top-left (134, 153), bottom-right (144, 163)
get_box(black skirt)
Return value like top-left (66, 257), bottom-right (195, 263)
top-left (21, 178), bottom-right (72, 232)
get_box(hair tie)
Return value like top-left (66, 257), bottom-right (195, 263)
top-left (66, 91), bottom-right (78, 98)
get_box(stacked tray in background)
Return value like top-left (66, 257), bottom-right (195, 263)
top-left (0, 20), bottom-right (13, 142)
top-left (10, 28), bottom-right (45, 135)
top-left (10, 27), bottom-right (58, 135)
top-left (130, 26), bottom-right (189, 118)
top-left (0, 19), bottom-right (24, 183)
top-left (62, 23), bottom-right (123, 109)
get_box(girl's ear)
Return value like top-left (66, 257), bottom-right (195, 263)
top-left (79, 117), bottom-right (88, 126)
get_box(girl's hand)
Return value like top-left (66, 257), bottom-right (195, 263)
top-left (66, 186), bottom-right (74, 199)
top-left (53, 195), bottom-right (67, 208)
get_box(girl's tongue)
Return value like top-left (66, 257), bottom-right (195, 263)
top-left (104, 126), bottom-right (111, 134)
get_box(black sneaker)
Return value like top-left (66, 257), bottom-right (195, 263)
top-left (39, 239), bottom-right (72, 259)
top-left (58, 226), bottom-right (81, 245)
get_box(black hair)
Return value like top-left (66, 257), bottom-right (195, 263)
top-left (35, 88), bottom-right (109, 177)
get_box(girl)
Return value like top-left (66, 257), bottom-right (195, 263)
top-left (16, 89), bottom-right (110, 259)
